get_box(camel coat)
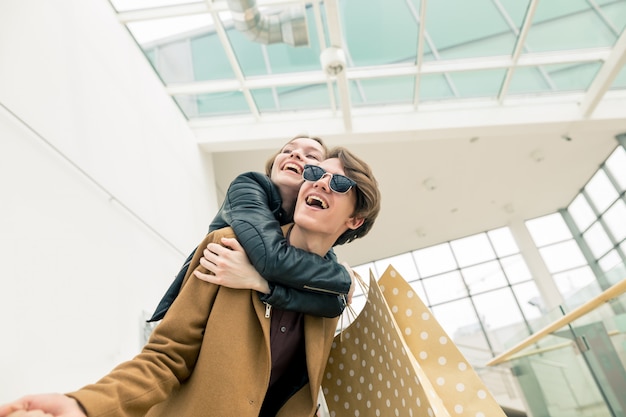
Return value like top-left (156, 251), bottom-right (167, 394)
top-left (68, 225), bottom-right (339, 417)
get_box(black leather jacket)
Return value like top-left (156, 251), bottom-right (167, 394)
top-left (148, 172), bottom-right (351, 321)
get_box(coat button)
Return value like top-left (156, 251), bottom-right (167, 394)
top-left (280, 326), bottom-right (287, 333)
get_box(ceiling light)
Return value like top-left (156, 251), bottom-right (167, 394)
top-left (320, 46), bottom-right (346, 76)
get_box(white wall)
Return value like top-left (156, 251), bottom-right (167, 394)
top-left (0, 0), bottom-right (217, 400)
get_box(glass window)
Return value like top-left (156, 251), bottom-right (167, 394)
top-left (583, 221), bottom-right (614, 259)
top-left (488, 227), bottom-right (519, 257)
top-left (341, 1), bottom-right (418, 67)
top-left (352, 76), bottom-right (416, 106)
top-left (605, 146), bottom-right (626, 191)
top-left (273, 84), bottom-right (330, 111)
top-left (526, 213), bottom-right (573, 246)
top-left (598, 250), bottom-right (622, 274)
top-left (604, 258), bottom-right (626, 286)
top-left (462, 260), bottom-right (508, 295)
top-left (421, 271), bottom-right (467, 305)
top-left (191, 32), bottom-right (236, 81)
top-left (424, 0), bottom-right (516, 60)
top-left (552, 266), bottom-right (598, 300)
top-left (430, 299), bottom-right (489, 353)
top-left (374, 253), bottom-right (419, 282)
top-left (512, 281), bottom-right (544, 322)
top-left (450, 233), bottom-right (495, 268)
top-left (500, 254), bottom-right (533, 284)
top-left (194, 91), bottom-right (249, 116)
top-left (539, 240), bottom-right (587, 273)
top-left (568, 194), bottom-right (597, 232)
top-left (156, 39), bottom-right (196, 84)
top-left (585, 170), bottom-right (619, 213)
top-left (413, 243), bottom-right (457, 277)
top-left (447, 69), bottom-right (507, 99)
top-left (473, 289), bottom-right (524, 331)
top-left (527, 1), bottom-right (618, 52)
top-left (419, 74), bottom-right (456, 101)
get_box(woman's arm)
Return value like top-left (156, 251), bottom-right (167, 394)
top-left (213, 172), bottom-right (351, 296)
top-left (195, 237), bottom-right (352, 317)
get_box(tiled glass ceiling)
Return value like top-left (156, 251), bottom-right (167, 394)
top-left (111, 0), bottom-right (626, 121)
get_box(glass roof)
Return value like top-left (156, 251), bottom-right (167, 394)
top-left (110, 0), bottom-right (626, 122)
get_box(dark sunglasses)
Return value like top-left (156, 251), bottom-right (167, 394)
top-left (302, 164), bottom-right (356, 194)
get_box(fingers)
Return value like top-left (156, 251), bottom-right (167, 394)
top-left (220, 237), bottom-right (244, 252)
top-left (193, 268), bottom-right (218, 285)
top-left (7, 411), bottom-right (53, 417)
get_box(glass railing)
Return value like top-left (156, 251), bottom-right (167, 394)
top-left (487, 273), bottom-right (626, 417)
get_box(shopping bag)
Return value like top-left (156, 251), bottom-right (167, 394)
top-left (322, 265), bottom-right (506, 417)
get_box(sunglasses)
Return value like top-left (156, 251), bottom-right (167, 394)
top-left (302, 164), bottom-right (356, 194)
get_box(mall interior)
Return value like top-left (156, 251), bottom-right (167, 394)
top-left (1, 0), bottom-right (626, 416)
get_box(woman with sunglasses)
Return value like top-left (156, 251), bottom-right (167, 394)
top-left (0, 146), bottom-right (381, 417)
top-left (149, 135), bottom-right (355, 322)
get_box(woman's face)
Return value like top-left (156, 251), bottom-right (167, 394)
top-left (270, 137), bottom-right (326, 192)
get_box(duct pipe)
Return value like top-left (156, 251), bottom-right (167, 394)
top-left (226, 0), bottom-right (309, 47)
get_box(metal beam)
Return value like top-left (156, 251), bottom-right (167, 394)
top-left (579, 28), bottom-right (626, 118)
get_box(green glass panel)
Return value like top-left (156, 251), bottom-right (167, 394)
top-left (265, 42), bottom-right (321, 74)
top-left (190, 33), bottom-right (235, 81)
top-left (527, 1), bottom-right (618, 52)
top-left (195, 91), bottom-right (249, 116)
top-left (508, 67), bottom-right (554, 94)
top-left (498, 0), bottom-right (533, 28)
top-left (341, 0), bottom-right (419, 66)
top-left (424, 0), bottom-right (514, 59)
top-left (418, 74), bottom-right (455, 101)
top-left (226, 27), bottom-right (267, 77)
top-left (439, 32), bottom-right (518, 60)
top-left (601, 1), bottom-right (626, 35)
top-left (274, 84), bottom-right (330, 111)
top-left (250, 88), bottom-right (277, 112)
top-left (546, 62), bottom-right (602, 91)
top-left (351, 76), bottom-right (415, 106)
top-left (509, 62), bottom-right (603, 94)
top-left (448, 69), bottom-right (506, 98)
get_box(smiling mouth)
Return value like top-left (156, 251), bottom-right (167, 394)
top-left (283, 163), bottom-right (302, 174)
top-left (306, 195), bottom-right (328, 209)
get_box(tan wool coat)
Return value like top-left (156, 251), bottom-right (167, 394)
top-left (68, 225), bottom-right (340, 417)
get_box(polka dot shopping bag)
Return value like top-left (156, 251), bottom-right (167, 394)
top-left (322, 265), bottom-right (506, 417)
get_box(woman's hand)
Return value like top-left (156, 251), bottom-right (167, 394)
top-left (194, 237), bottom-right (270, 294)
top-left (0, 394), bottom-right (85, 417)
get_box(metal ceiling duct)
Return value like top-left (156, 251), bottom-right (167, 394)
top-left (226, 0), bottom-right (309, 47)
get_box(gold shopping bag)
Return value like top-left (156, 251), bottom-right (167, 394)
top-left (322, 265), bottom-right (506, 417)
